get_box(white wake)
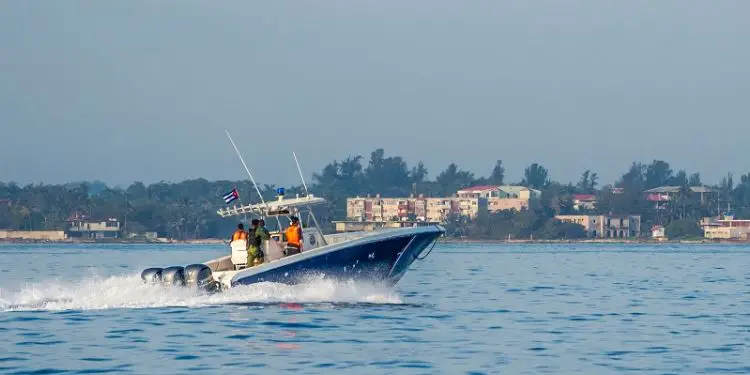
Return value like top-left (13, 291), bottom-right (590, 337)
top-left (0, 273), bottom-right (403, 312)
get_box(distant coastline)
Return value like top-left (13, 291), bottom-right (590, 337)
top-left (438, 238), bottom-right (749, 245)
top-left (1, 237), bottom-right (748, 245)
top-left (4, 155), bottom-right (747, 245)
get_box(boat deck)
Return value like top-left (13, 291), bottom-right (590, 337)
top-left (204, 230), bottom-right (377, 273)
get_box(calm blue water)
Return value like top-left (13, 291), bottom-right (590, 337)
top-left (1, 243), bottom-right (749, 374)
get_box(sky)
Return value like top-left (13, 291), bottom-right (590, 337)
top-left (1, 1), bottom-right (748, 189)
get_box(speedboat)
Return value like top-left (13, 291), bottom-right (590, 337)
top-left (140, 192), bottom-right (444, 292)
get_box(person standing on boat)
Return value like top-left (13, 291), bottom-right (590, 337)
top-left (284, 216), bottom-right (303, 256)
top-left (230, 223), bottom-right (248, 244)
top-left (246, 219), bottom-right (259, 264)
top-left (250, 219), bottom-right (270, 266)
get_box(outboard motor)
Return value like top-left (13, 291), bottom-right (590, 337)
top-left (141, 267), bottom-right (163, 283)
top-left (161, 266), bottom-right (186, 286)
top-left (184, 264), bottom-right (219, 293)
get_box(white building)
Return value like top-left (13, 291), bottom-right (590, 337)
top-left (67, 217), bottom-right (122, 239)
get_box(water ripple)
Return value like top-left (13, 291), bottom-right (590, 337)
top-left (1, 243), bottom-right (749, 374)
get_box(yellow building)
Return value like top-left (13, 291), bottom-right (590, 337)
top-left (700, 216), bottom-right (750, 240)
top-left (346, 195), bottom-right (487, 224)
top-left (456, 185), bottom-right (540, 213)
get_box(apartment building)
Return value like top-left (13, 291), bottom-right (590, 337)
top-left (346, 194), bottom-right (487, 224)
top-left (555, 214), bottom-right (642, 238)
top-left (456, 185), bottom-right (540, 212)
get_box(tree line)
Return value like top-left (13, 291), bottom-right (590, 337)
top-left (2, 149), bottom-right (749, 240)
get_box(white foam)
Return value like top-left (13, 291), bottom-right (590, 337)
top-left (0, 273), bottom-right (403, 312)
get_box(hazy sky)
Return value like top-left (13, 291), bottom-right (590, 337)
top-left (1, 1), bottom-right (748, 189)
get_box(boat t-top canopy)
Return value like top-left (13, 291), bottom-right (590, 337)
top-left (217, 194), bottom-right (327, 219)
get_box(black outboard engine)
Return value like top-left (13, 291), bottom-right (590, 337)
top-left (161, 266), bottom-right (186, 286)
top-left (141, 267), bottom-right (163, 283)
top-left (184, 264), bottom-right (219, 293)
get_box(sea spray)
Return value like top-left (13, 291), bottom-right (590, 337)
top-left (0, 273), bottom-right (402, 312)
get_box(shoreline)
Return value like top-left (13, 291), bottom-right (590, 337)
top-left (0, 237), bottom-right (747, 245)
top-left (437, 238), bottom-right (748, 245)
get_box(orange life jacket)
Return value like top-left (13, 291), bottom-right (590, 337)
top-left (232, 229), bottom-right (247, 242)
top-left (285, 224), bottom-right (301, 247)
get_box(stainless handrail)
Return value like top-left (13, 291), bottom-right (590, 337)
top-left (415, 228), bottom-right (440, 260)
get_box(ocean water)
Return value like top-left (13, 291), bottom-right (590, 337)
top-left (0, 243), bottom-right (749, 375)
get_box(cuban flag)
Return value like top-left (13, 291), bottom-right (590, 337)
top-left (222, 189), bottom-right (239, 204)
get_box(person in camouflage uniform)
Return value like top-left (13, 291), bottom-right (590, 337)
top-left (248, 218), bottom-right (270, 266)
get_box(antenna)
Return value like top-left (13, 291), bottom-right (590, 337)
top-left (224, 130), bottom-right (283, 229)
top-left (293, 151), bottom-right (309, 196)
top-left (225, 130), bottom-right (267, 209)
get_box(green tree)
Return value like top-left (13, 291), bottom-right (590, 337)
top-left (664, 219), bottom-right (702, 239)
top-left (645, 160), bottom-right (673, 189)
top-left (435, 163), bottom-right (475, 196)
top-left (522, 163), bottom-right (549, 190)
top-left (489, 160), bottom-right (505, 185)
top-left (533, 219), bottom-right (587, 240)
top-left (410, 162), bottom-right (428, 183)
top-left (670, 170), bottom-right (688, 186)
top-left (688, 173), bottom-right (702, 187)
top-left (364, 149), bottom-right (411, 196)
top-left (577, 170), bottom-right (598, 194)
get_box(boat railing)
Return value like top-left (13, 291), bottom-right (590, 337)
top-left (323, 231), bottom-right (377, 245)
top-left (216, 195), bottom-right (327, 219)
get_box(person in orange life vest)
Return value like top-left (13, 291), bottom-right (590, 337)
top-left (284, 216), bottom-right (303, 256)
top-left (230, 223), bottom-right (248, 244)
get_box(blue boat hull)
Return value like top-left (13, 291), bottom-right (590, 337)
top-left (230, 226), bottom-right (442, 287)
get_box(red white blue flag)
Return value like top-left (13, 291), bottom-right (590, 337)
top-left (222, 189), bottom-right (239, 204)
